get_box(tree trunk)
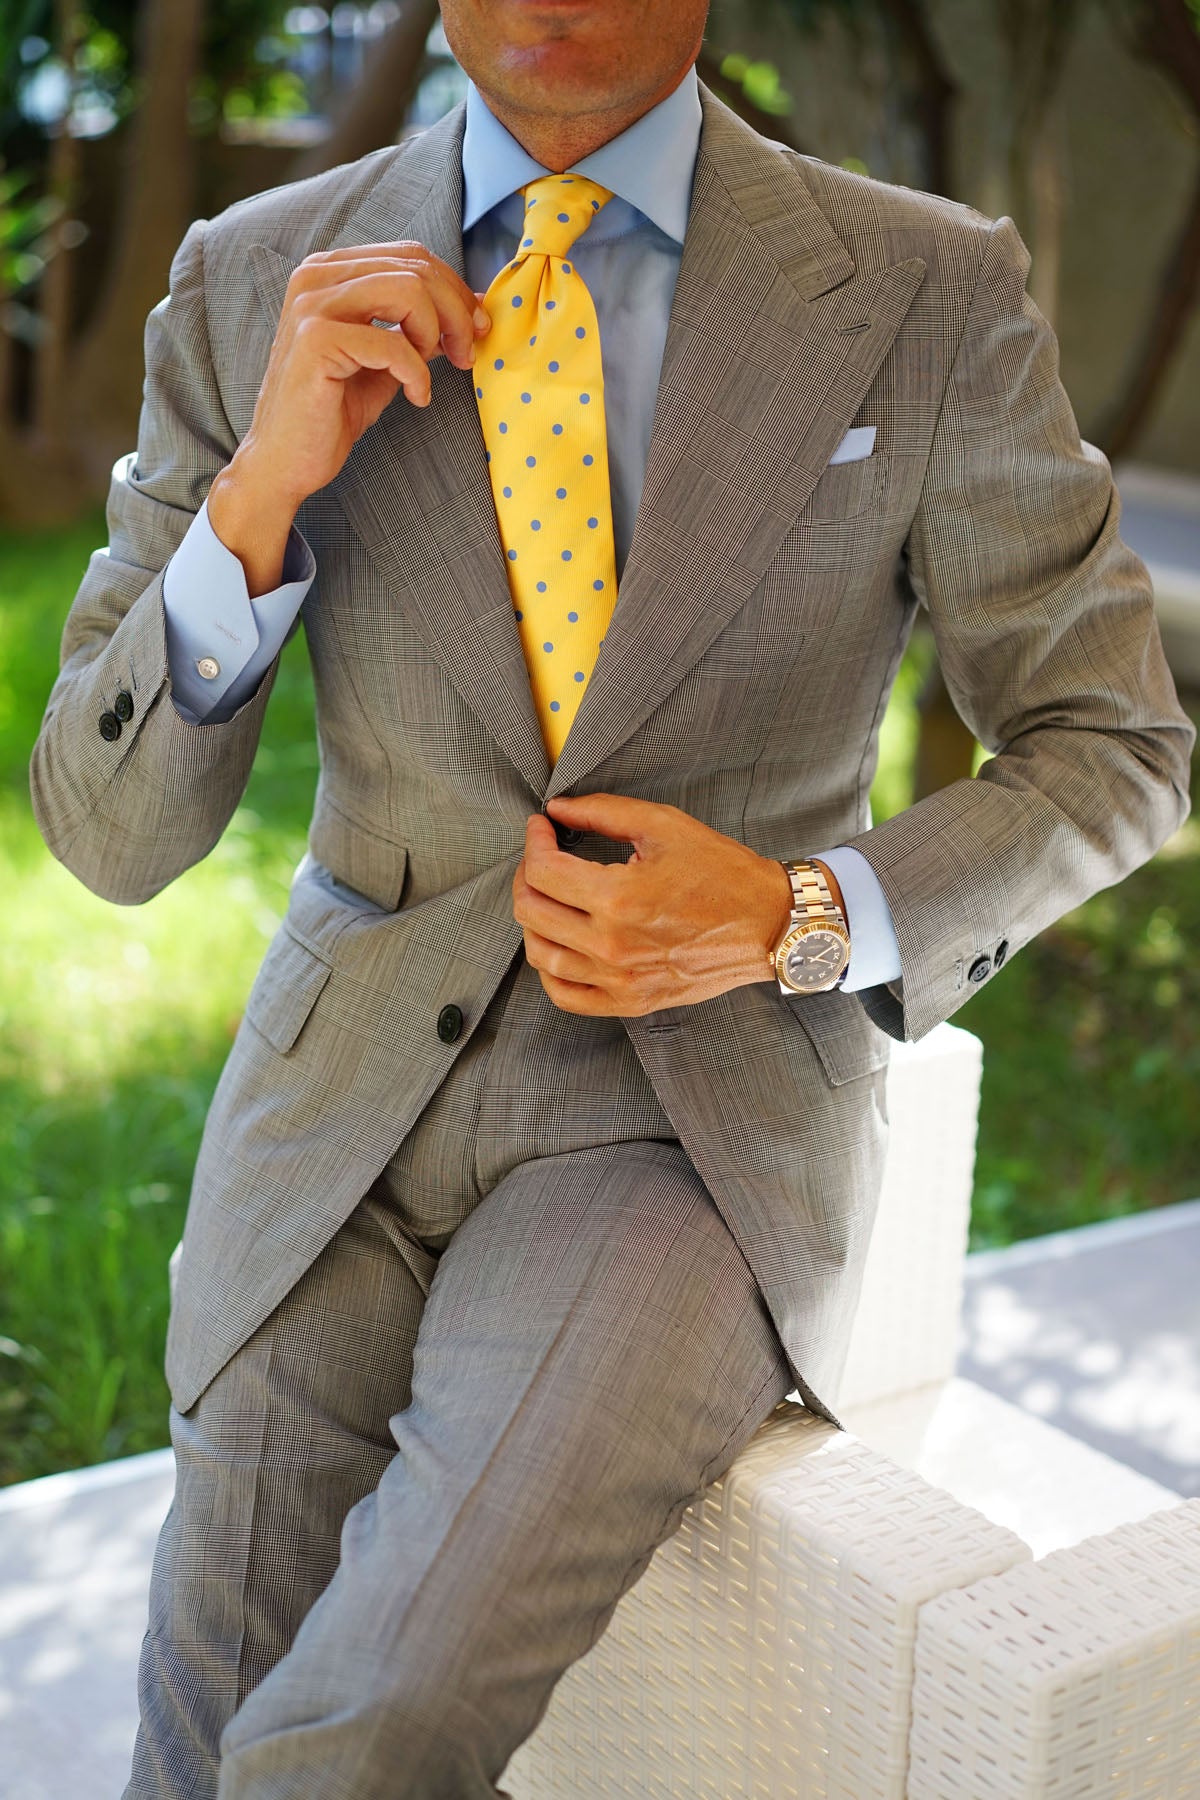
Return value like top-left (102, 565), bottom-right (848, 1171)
top-left (875, 0), bottom-right (957, 196)
top-left (1096, 0), bottom-right (1200, 460)
top-left (67, 0), bottom-right (206, 485)
top-left (288, 0), bottom-right (441, 181)
top-left (1096, 153), bottom-right (1200, 460)
top-left (31, 0), bottom-right (85, 452)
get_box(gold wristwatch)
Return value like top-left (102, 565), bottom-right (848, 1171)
top-left (772, 860), bottom-right (851, 995)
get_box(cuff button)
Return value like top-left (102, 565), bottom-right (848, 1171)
top-left (967, 953), bottom-right (992, 984)
top-left (994, 939), bottom-right (1009, 968)
top-left (98, 711), bottom-right (122, 742)
top-left (196, 656), bottom-right (221, 681)
top-left (114, 690), bottom-right (134, 723)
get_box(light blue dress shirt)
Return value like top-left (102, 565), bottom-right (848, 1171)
top-left (160, 68), bottom-right (901, 991)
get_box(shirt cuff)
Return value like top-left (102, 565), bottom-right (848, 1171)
top-left (161, 495), bottom-right (315, 722)
top-left (813, 843), bottom-right (903, 993)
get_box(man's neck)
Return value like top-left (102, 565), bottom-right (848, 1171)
top-left (472, 67), bottom-right (695, 172)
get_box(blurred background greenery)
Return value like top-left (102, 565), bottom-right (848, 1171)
top-left (1, 0), bottom-right (1198, 1483)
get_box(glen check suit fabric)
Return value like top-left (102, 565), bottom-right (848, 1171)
top-left (31, 89), bottom-right (1193, 1431)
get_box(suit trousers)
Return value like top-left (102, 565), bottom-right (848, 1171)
top-left (124, 955), bottom-right (794, 1799)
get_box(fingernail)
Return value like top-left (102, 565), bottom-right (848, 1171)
top-left (474, 307), bottom-right (490, 332)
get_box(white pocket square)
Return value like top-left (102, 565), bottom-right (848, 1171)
top-left (828, 426), bottom-right (876, 466)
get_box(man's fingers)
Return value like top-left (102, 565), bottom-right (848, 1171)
top-left (297, 318), bottom-right (432, 405)
top-left (514, 862), bottom-right (593, 952)
top-left (523, 814), bottom-right (613, 910)
top-left (546, 791), bottom-right (673, 850)
top-left (290, 251), bottom-right (485, 368)
top-left (521, 927), bottom-right (596, 986)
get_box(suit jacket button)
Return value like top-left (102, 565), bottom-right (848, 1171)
top-left (554, 823), bottom-right (584, 849)
top-left (994, 939), bottom-right (1009, 968)
top-left (196, 656), bottom-right (221, 680)
top-left (437, 1004), bottom-right (464, 1044)
top-left (968, 954), bottom-right (992, 984)
top-left (114, 689), bottom-right (134, 723)
top-left (99, 711), bottom-right (122, 742)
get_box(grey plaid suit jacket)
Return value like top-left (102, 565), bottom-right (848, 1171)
top-left (31, 89), bottom-right (1192, 1427)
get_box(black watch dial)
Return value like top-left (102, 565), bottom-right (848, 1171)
top-left (784, 930), bottom-right (848, 992)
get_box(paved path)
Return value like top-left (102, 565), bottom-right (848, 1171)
top-left (957, 1197), bottom-right (1200, 1499)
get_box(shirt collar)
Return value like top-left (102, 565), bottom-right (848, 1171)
top-left (461, 66), bottom-right (701, 245)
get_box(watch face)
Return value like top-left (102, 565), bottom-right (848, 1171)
top-left (783, 929), bottom-right (849, 992)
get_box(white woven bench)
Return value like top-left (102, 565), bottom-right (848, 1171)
top-left (503, 1025), bottom-right (1200, 1800)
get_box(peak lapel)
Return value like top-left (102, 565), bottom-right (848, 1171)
top-left (546, 94), bottom-right (926, 801)
top-left (249, 106), bottom-right (551, 800)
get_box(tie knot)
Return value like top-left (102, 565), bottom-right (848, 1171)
top-left (517, 174), bottom-right (612, 260)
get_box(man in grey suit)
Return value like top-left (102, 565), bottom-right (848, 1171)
top-left (31, 0), bottom-right (1193, 1793)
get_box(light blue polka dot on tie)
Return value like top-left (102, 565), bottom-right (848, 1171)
top-left (523, 238), bottom-right (533, 247)
top-left (512, 296), bottom-right (523, 308)
top-left (494, 358), bottom-right (504, 369)
top-left (508, 549), bottom-right (517, 561)
top-left (543, 641), bottom-right (553, 652)
top-left (575, 327), bottom-right (586, 339)
top-left (557, 212), bottom-right (570, 222)
top-left (498, 422), bottom-right (508, 434)
top-left (521, 393), bottom-right (532, 404)
top-left (515, 609), bottom-right (523, 620)
top-left (537, 581), bottom-right (548, 593)
top-left (550, 700), bottom-right (560, 711)
top-left (587, 517), bottom-right (598, 529)
top-left (568, 611), bottom-right (579, 622)
top-left (531, 519), bottom-right (541, 531)
top-left (485, 452), bottom-right (491, 463)
top-left (526, 456), bottom-right (537, 467)
top-left (593, 579), bottom-right (605, 591)
top-left (580, 393), bottom-right (590, 404)
top-left (475, 385), bottom-right (483, 397)
top-left (556, 487), bottom-right (567, 499)
top-left (591, 199), bottom-right (600, 210)
top-left (503, 486), bottom-right (512, 497)
top-left (583, 454), bottom-right (594, 466)
top-left (574, 671), bottom-right (585, 682)
top-left (562, 550), bottom-right (572, 562)
top-left (546, 300), bottom-right (557, 310)
top-left (548, 361), bottom-right (559, 372)
top-left (563, 263), bottom-right (572, 273)
top-left (529, 335), bottom-right (537, 346)
top-left (552, 423), bottom-right (563, 435)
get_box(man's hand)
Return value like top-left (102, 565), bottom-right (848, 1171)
top-left (208, 243), bottom-right (491, 595)
top-left (512, 793), bottom-right (796, 1017)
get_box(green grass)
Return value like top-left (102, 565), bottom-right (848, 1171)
top-left (1, 515), bottom-right (1196, 1483)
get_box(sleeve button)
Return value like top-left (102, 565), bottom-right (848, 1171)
top-left (994, 939), bottom-right (1009, 968)
top-left (113, 689), bottom-right (134, 723)
top-left (98, 712), bottom-right (122, 742)
top-left (437, 1004), bottom-right (464, 1044)
top-left (196, 656), bottom-right (221, 680)
top-left (967, 954), bottom-right (992, 984)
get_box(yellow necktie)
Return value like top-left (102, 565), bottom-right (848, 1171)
top-left (474, 175), bottom-right (618, 762)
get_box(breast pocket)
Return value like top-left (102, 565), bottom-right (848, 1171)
top-left (795, 451), bottom-right (888, 526)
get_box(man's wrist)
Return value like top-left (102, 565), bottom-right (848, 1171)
top-left (207, 453), bottom-right (302, 599)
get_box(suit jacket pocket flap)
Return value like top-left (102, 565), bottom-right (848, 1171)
top-left (785, 988), bottom-right (892, 1085)
top-left (243, 928), bottom-right (333, 1055)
